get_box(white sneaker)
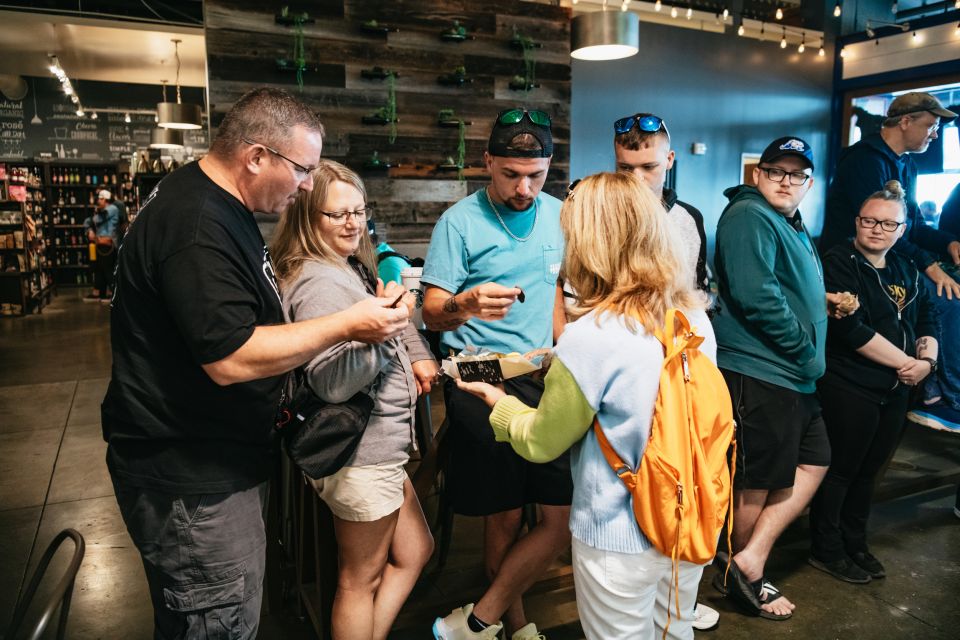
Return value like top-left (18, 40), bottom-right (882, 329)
top-left (433, 603), bottom-right (503, 640)
top-left (512, 622), bottom-right (546, 639)
top-left (692, 602), bottom-right (719, 631)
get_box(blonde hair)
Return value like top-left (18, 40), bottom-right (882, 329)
top-left (862, 179), bottom-right (907, 221)
top-left (271, 160), bottom-right (377, 286)
top-left (561, 172), bottom-right (705, 333)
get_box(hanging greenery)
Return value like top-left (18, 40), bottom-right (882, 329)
top-left (511, 27), bottom-right (538, 92)
top-left (279, 6), bottom-right (310, 92)
top-left (456, 120), bottom-right (467, 182)
top-left (384, 72), bottom-right (397, 143)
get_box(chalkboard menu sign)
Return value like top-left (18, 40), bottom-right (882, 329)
top-left (0, 76), bottom-right (207, 161)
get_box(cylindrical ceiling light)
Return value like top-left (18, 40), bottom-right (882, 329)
top-left (157, 39), bottom-right (202, 130)
top-left (150, 127), bottom-right (184, 149)
top-left (571, 8), bottom-right (639, 61)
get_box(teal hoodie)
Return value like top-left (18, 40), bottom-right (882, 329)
top-left (712, 185), bottom-right (827, 393)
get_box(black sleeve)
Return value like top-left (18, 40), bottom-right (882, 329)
top-left (159, 242), bottom-right (260, 365)
top-left (678, 200), bottom-right (709, 292)
top-left (823, 251), bottom-right (876, 350)
top-left (940, 184), bottom-right (960, 238)
top-left (907, 210), bottom-right (957, 261)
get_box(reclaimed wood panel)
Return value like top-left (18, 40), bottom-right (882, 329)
top-left (206, 0), bottom-right (571, 243)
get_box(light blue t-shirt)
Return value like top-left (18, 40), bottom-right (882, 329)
top-left (422, 189), bottom-right (563, 355)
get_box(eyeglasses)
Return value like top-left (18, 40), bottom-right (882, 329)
top-left (857, 216), bottom-right (905, 232)
top-left (241, 138), bottom-right (315, 177)
top-left (497, 109), bottom-right (552, 128)
top-left (319, 206), bottom-right (374, 225)
top-left (614, 114), bottom-right (668, 136)
top-left (758, 166), bottom-right (811, 186)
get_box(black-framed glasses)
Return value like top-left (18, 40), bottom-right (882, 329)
top-left (241, 137), bottom-right (314, 176)
top-left (857, 216), bottom-right (905, 232)
top-left (614, 114), bottom-right (668, 136)
top-left (319, 206), bottom-right (374, 225)
top-left (758, 166), bottom-right (811, 186)
top-left (497, 108), bottom-right (552, 128)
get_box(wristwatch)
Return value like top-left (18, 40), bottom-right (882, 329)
top-left (920, 357), bottom-right (938, 373)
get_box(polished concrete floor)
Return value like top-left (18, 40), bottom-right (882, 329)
top-left (1, 290), bottom-right (959, 639)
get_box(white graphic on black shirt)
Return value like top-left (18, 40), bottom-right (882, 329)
top-left (262, 245), bottom-right (281, 303)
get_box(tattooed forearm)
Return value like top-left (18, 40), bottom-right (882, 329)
top-left (917, 337), bottom-right (929, 354)
top-left (442, 294), bottom-right (460, 314)
top-left (428, 317), bottom-right (467, 331)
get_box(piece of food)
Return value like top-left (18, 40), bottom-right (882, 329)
top-left (835, 291), bottom-right (859, 314)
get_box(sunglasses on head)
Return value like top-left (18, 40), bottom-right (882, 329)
top-left (498, 108), bottom-right (552, 128)
top-left (614, 114), bottom-right (667, 136)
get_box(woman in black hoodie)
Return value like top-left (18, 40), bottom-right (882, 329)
top-left (809, 181), bottom-right (939, 584)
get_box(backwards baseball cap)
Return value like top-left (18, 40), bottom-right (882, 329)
top-left (886, 92), bottom-right (957, 121)
top-left (759, 136), bottom-right (815, 171)
top-left (97, 189), bottom-right (112, 200)
top-left (488, 108), bottom-right (553, 158)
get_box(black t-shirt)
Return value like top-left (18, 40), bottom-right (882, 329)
top-left (101, 161), bottom-right (285, 494)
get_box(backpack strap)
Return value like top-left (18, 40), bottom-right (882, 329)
top-left (377, 250), bottom-right (411, 264)
top-left (592, 417), bottom-right (636, 488)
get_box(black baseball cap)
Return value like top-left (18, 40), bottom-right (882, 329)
top-left (759, 136), bottom-right (815, 171)
top-left (488, 109), bottom-right (553, 158)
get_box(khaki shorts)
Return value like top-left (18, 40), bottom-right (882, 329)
top-left (309, 460), bottom-right (407, 522)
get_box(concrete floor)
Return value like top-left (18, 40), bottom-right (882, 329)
top-left (1, 290), bottom-right (958, 639)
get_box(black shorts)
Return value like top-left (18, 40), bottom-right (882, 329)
top-left (444, 376), bottom-right (573, 516)
top-left (722, 369), bottom-right (831, 491)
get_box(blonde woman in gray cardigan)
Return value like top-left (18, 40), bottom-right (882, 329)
top-left (272, 160), bottom-right (437, 640)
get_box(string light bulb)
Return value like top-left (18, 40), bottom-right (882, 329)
top-left (124, 112), bottom-right (131, 123)
top-left (738, 23), bottom-right (745, 36)
top-left (760, 22), bottom-right (765, 40)
top-left (834, 2), bottom-right (842, 17)
top-left (723, 7), bottom-right (729, 19)
top-left (798, 32), bottom-right (806, 53)
top-left (819, 42), bottom-right (825, 56)
top-left (655, 0), bottom-right (662, 11)
top-left (776, 6), bottom-right (784, 20)
top-left (90, 111), bottom-right (98, 120)
top-left (780, 27), bottom-right (787, 48)
top-left (76, 109), bottom-right (84, 117)
top-left (839, 45), bottom-right (846, 57)
top-left (671, 5), bottom-right (678, 18)
top-left (686, 6), bottom-right (692, 19)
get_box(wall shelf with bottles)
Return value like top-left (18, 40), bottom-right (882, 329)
top-left (0, 163), bottom-right (53, 316)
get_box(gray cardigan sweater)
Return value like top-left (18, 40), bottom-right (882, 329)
top-left (282, 259), bottom-right (433, 468)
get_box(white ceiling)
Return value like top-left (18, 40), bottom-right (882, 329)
top-left (0, 9), bottom-right (205, 87)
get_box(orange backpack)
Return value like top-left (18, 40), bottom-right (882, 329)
top-left (593, 309), bottom-right (736, 634)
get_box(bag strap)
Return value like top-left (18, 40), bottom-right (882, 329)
top-left (377, 250), bottom-right (411, 264)
top-left (592, 417), bottom-right (635, 485)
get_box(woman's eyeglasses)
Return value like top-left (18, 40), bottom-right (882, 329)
top-left (497, 109), bottom-right (552, 128)
top-left (319, 206), bottom-right (374, 225)
top-left (613, 114), bottom-right (668, 136)
top-left (857, 216), bottom-right (905, 232)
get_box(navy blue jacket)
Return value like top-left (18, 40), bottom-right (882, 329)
top-left (820, 134), bottom-right (956, 268)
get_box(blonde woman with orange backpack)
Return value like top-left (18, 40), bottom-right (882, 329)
top-left (456, 172), bottom-right (734, 639)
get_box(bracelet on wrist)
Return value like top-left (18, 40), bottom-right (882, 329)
top-left (920, 356), bottom-right (938, 373)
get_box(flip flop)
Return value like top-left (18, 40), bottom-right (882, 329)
top-left (756, 579), bottom-right (792, 621)
top-left (723, 559), bottom-right (762, 612)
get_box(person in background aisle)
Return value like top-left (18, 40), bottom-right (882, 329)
top-left (820, 92), bottom-right (960, 298)
top-left (919, 200), bottom-right (939, 227)
top-left (425, 108), bottom-right (570, 640)
top-left (809, 180), bottom-right (938, 584)
top-left (83, 189), bottom-right (119, 302)
top-left (611, 111), bottom-right (716, 631)
top-left (101, 87), bottom-right (409, 640)
top-left (457, 171), bottom-right (712, 640)
top-left (711, 137), bottom-right (851, 621)
top-left (272, 160), bottom-right (437, 640)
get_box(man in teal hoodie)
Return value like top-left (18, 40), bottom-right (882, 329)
top-left (712, 137), bottom-right (832, 621)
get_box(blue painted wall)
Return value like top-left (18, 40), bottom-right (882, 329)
top-left (570, 20), bottom-right (834, 263)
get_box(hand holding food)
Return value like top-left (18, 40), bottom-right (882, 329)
top-left (826, 291), bottom-right (859, 319)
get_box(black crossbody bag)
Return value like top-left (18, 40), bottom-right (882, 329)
top-left (274, 257), bottom-right (380, 479)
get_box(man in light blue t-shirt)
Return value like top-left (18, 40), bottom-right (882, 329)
top-left (424, 109), bottom-right (570, 640)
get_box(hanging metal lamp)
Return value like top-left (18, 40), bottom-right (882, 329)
top-left (150, 127), bottom-right (184, 149)
top-left (157, 39), bottom-right (202, 130)
top-left (571, 2), bottom-right (639, 61)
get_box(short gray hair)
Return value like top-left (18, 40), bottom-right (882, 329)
top-left (210, 87), bottom-right (325, 157)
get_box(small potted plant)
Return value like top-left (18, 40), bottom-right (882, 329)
top-left (509, 28), bottom-right (542, 50)
top-left (360, 18), bottom-right (397, 35)
top-left (361, 66), bottom-right (399, 80)
top-left (275, 6), bottom-right (314, 26)
top-left (363, 150), bottom-right (392, 171)
top-left (438, 155), bottom-right (462, 170)
top-left (437, 65), bottom-right (472, 87)
top-left (440, 20), bottom-right (471, 42)
top-left (437, 108), bottom-right (472, 127)
top-left (508, 75), bottom-right (539, 91)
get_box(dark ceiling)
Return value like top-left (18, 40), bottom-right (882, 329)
top-left (0, 0), bottom-right (203, 27)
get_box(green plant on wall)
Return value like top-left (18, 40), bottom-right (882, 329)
top-left (280, 6), bottom-right (310, 92)
top-left (383, 72), bottom-right (398, 143)
top-left (456, 120), bottom-right (466, 182)
top-left (512, 26), bottom-right (537, 91)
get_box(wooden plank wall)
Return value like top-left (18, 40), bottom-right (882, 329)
top-left (204, 0), bottom-right (571, 244)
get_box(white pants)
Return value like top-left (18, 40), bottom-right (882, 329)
top-left (571, 537), bottom-right (705, 640)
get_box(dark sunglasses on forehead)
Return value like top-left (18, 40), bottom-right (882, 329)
top-left (497, 108), bottom-right (552, 128)
top-left (613, 114), bottom-right (668, 136)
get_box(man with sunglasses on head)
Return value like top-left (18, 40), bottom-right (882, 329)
top-left (101, 87), bottom-right (409, 639)
top-left (711, 137), bottom-right (833, 622)
top-left (424, 108), bottom-right (570, 640)
top-left (821, 92), bottom-right (960, 298)
top-left (614, 113), bottom-right (708, 293)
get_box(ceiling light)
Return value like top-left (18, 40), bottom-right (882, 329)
top-left (76, 109), bottom-right (84, 117)
top-left (150, 127), bottom-right (184, 149)
top-left (686, 6), bottom-right (693, 19)
top-left (90, 111), bottom-right (98, 120)
top-left (834, 3), bottom-right (842, 17)
top-left (722, 7), bottom-right (729, 19)
top-left (124, 112), bottom-right (132, 123)
top-left (775, 6), bottom-right (783, 20)
top-left (780, 27), bottom-right (787, 48)
top-left (798, 33), bottom-right (805, 53)
top-left (571, 9), bottom-right (639, 60)
top-left (819, 44), bottom-right (825, 56)
top-left (655, 0), bottom-right (662, 11)
top-left (671, 6), bottom-right (678, 18)
top-left (738, 23), bottom-right (745, 36)
top-left (157, 39), bottom-right (202, 130)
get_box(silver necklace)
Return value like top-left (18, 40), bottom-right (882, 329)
top-left (484, 187), bottom-right (538, 242)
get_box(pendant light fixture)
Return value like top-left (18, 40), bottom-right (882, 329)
top-left (571, 0), bottom-right (639, 61)
top-left (157, 39), bottom-right (202, 130)
top-left (150, 127), bottom-right (185, 149)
